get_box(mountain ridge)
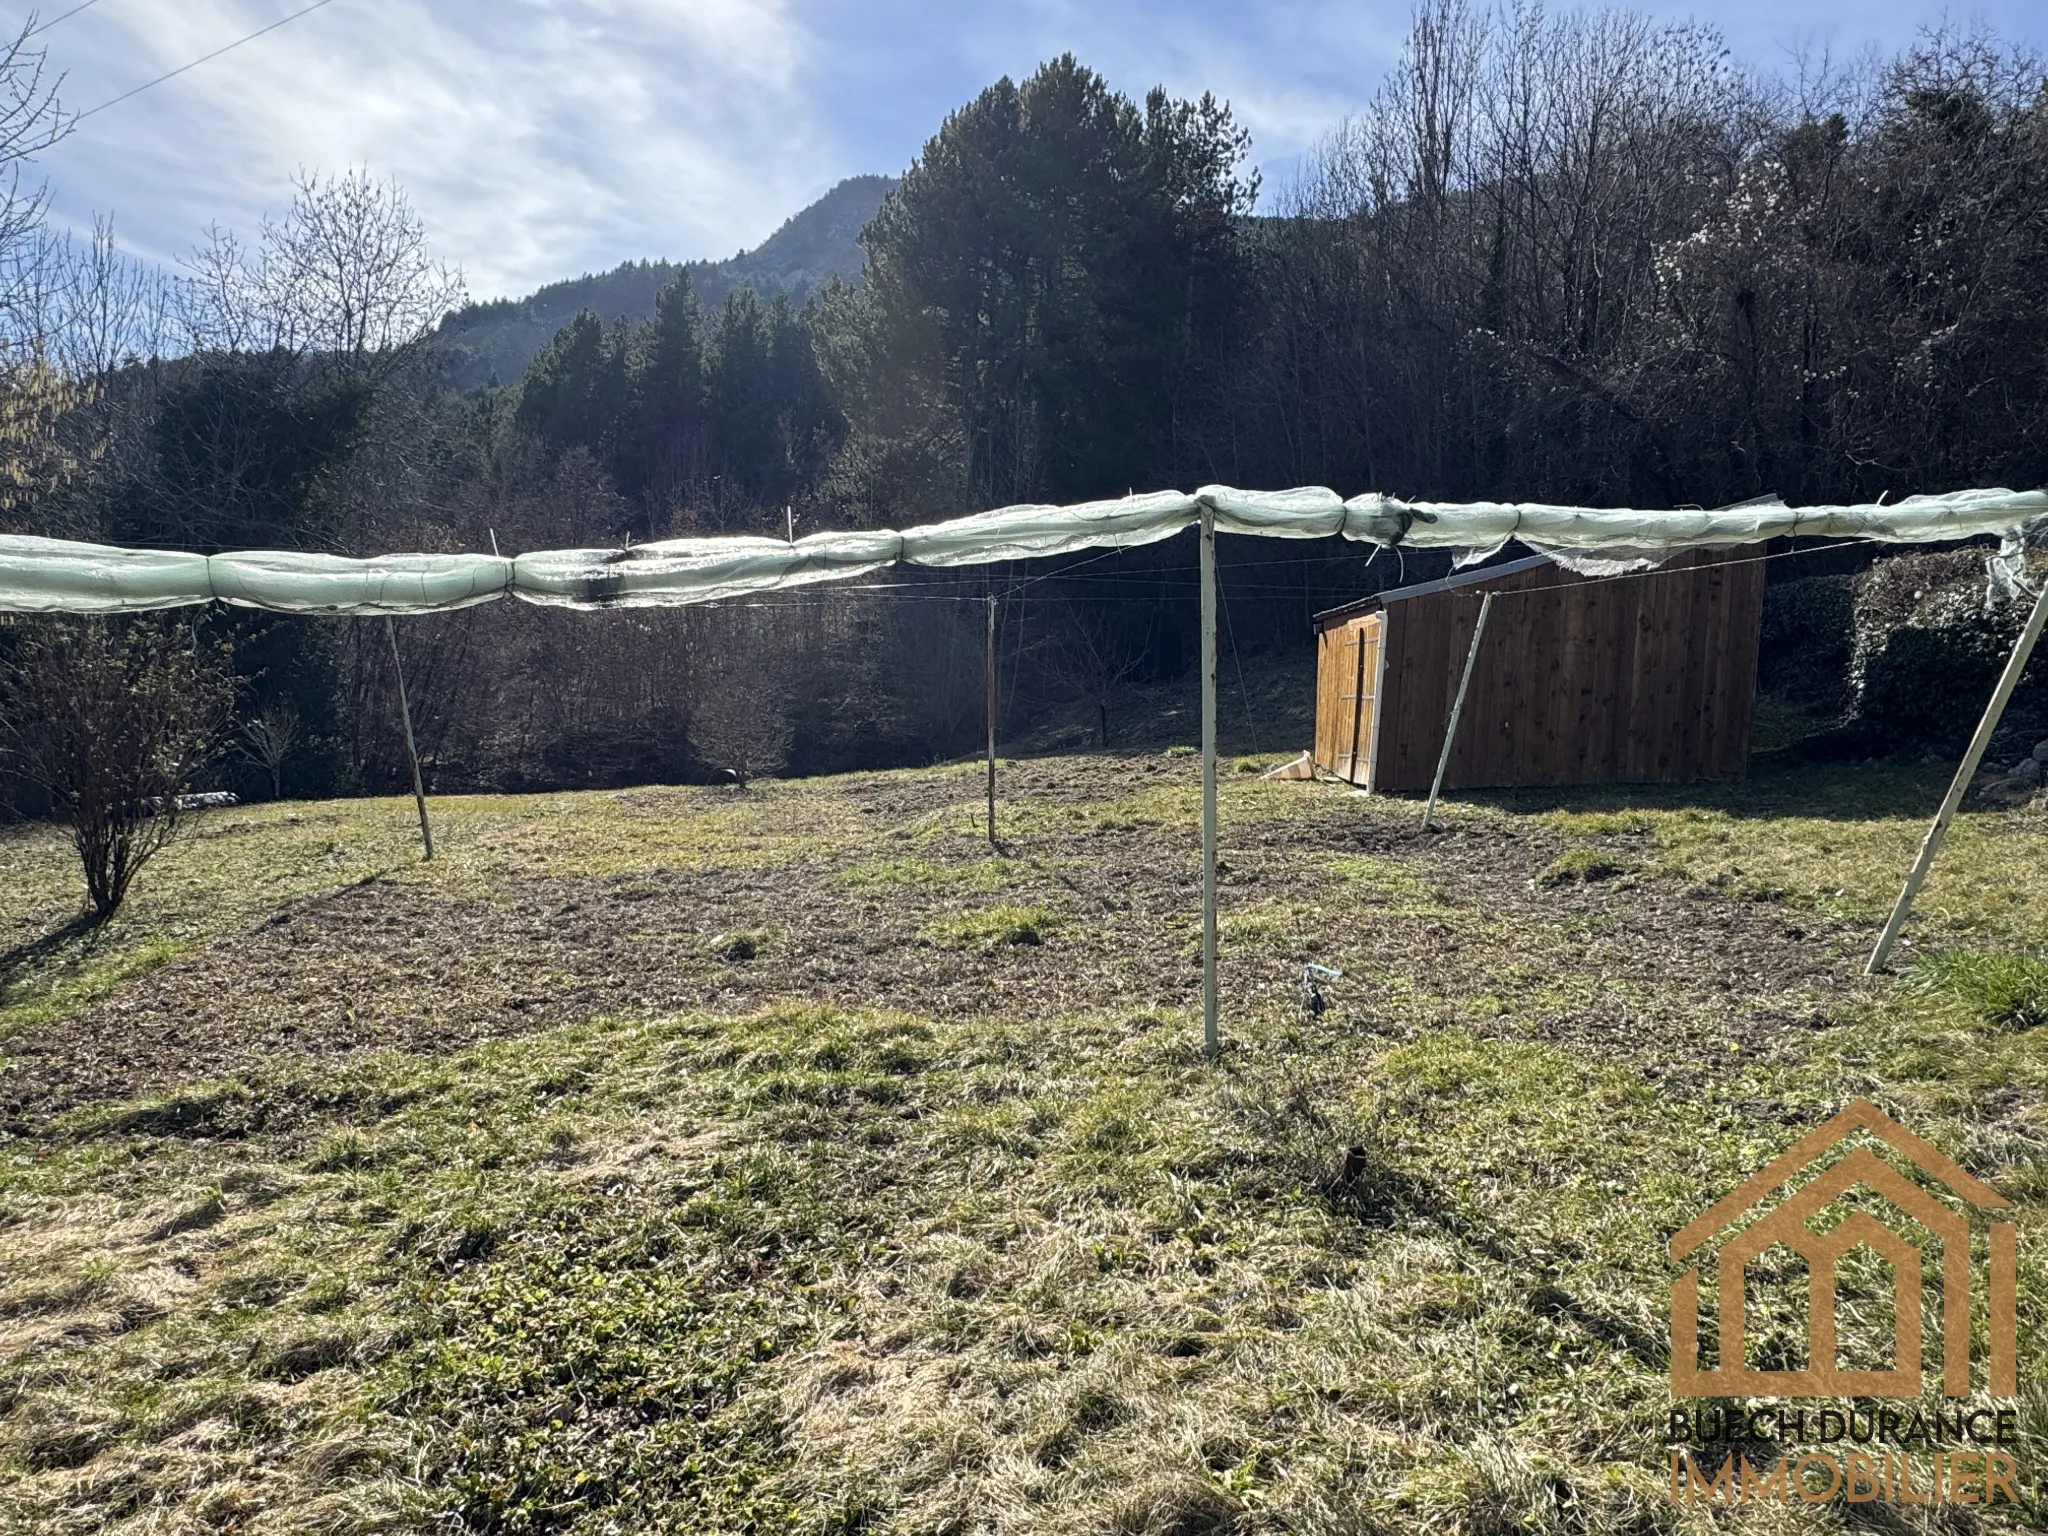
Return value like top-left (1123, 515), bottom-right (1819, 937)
top-left (436, 174), bottom-right (894, 392)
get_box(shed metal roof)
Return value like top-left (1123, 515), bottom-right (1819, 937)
top-left (1312, 553), bottom-right (1554, 631)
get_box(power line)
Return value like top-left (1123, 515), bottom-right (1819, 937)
top-left (74, 0), bottom-right (340, 122)
top-left (26, 0), bottom-right (102, 37)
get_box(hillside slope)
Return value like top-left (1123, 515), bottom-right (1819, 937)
top-left (435, 174), bottom-right (894, 391)
top-left (3, 756), bottom-right (2045, 1530)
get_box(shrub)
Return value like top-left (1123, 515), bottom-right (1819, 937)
top-left (0, 616), bottom-right (236, 918)
top-left (1847, 550), bottom-right (2038, 752)
top-left (1758, 573), bottom-right (1855, 713)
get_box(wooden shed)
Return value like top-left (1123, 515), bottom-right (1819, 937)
top-left (1312, 547), bottom-right (1765, 792)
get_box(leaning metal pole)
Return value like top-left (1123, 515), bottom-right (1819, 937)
top-left (384, 616), bottom-right (435, 862)
top-left (1200, 502), bottom-right (1220, 1061)
top-left (1866, 573), bottom-right (2048, 973)
top-left (1423, 591), bottom-right (1496, 831)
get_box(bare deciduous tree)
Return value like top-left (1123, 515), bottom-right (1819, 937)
top-left (179, 222), bottom-right (261, 355)
top-left (0, 618), bottom-right (237, 918)
top-left (182, 168), bottom-right (465, 367)
top-left (0, 19), bottom-right (68, 361)
top-left (239, 697), bottom-right (303, 800)
top-left (1039, 602), bottom-right (1162, 748)
top-left (49, 217), bottom-right (176, 381)
top-left (687, 607), bottom-right (799, 787)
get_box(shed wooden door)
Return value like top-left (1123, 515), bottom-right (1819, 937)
top-left (1314, 613), bottom-right (1381, 785)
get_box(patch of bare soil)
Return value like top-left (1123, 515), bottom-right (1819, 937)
top-left (0, 757), bottom-right (1870, 1132)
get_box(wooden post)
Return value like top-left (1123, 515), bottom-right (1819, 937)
top-left (384, 616), bottom-right (434, 861)
top-left (985, 593), bottom-right (998, 850)
top-left (1866, 575), bottom-right (2048, 973)
top-left (1200, 501), bottom-right (1220, 1061)
top-left (1423, 591), bottom-right (1495, 831)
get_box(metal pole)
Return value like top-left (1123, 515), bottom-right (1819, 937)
top-left (1200, 502), bottom-right (1220, 1061)
top-left (1423, 591), bottom-right (1495, 831)
top-left (986, 593), bottom-right (998, 850)
top-left (1866, 575), bottom-right (2048, 973)
top-left (384, 616), bottom-right (434, 861)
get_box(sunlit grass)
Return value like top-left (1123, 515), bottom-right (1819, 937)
top-left (1450, 761), bottom-right (2048, 939)
top-left (1905, 948), bottom-right (2048, 1032)
top-left (3, 753), bottom-right (2047, 1531)
top-left (917, 903), bottom-right (1065, 948)
top-left (7, 981), bottom-right (2038, 1532)
top-left (836, 853), bottom-right (1040, 892)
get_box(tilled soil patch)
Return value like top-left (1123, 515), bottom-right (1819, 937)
top-left (0, 761), bottom-right (1875, 1131)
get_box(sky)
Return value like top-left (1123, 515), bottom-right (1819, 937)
top-left (19, 0), bottom-right (2048, 303)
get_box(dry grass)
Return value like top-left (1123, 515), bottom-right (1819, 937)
top-left (1, 752), bottom-right (2044, 1532)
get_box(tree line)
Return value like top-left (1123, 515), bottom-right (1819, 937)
top-left (4, 3), bottom-right (2047, 851)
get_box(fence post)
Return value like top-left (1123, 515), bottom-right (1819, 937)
top-left (1423, 591), bottom-right (1495, 831)
top-left (986, 593), bottom-right (998, 849)
top-left (384, 616), bottom-right (434, 861)
top-left (1200, 500), bottom-right (1220, 1060)
top-left (1866, 574), bottom-right (2048, 972)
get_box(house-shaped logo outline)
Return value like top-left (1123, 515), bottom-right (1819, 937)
top-left (1669, 1098), bottom-right (2018, 1399)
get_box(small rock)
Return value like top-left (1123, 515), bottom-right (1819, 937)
top-left (2008, 757), bottom-right (2044, 786)
top-left (2033, 737), bottom-right (2048, 763)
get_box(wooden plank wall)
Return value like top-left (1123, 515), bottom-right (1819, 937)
top-left (1364, 547), bottom-right (1764, 793)
top-left (1356, 616), bottom-right (1381, 783)
top-left (1313, 624), bottom-right (1349, 773)
top-left (1312, 616), bottom-right (1380, 783)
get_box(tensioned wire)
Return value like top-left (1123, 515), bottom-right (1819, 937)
top-left (691, 537), bottom-right (1909, 757)
top-left (690, 535), bottom-right (1912, 610)
top-left (26, 0), bottom-right (103, 37)
top-left (71, 0), bottom-right (344, 122)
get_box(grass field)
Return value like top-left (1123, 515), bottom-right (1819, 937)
top-left (1, 752), bottom-right (2044, 1533)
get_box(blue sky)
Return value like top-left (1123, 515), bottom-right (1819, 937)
top-left (22, 0), bottom-right (2048, 302)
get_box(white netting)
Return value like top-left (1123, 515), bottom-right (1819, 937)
top-left (2, 485), bottom-right (2042, 615)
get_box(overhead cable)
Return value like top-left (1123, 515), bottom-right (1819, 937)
top-left (75, 0), bottom-right (340, 122)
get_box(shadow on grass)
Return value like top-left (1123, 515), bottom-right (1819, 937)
top-left (1430, 756), bottom-right (1960, 825)
top-left (0, 912), bottom-right (104, 992)
top-left (1224, 1070), bottom-right (1669, 1367)
top-left (1327, 1151), bottom-right (1671, 1368)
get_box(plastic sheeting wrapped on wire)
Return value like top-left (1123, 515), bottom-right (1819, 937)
top-left (0, 536), bottom-right (214, 613)
top-left (1, 484), bottom-right (2042, 615)
top-left (1346, 487), bottom-right (2047, 571)
top-left (209, 551), bottom-right (512, 614)
top-left (900, 489), bottom-right (1198, 565)
top-left (513, 532), bottom-right (905, 608)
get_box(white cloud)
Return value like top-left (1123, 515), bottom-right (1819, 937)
top-left (22, 0), bottom-right (2048, 304)
top-left (785, 0), bottom-right (1410, 213)
top-left (36, 0), bottom-right (841, 298)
